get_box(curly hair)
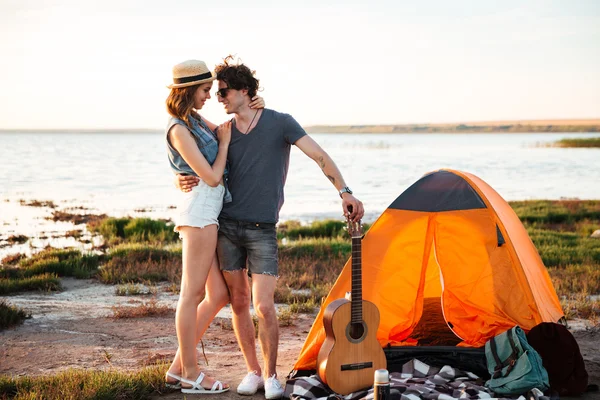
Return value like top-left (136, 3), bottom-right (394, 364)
top-left (214, 55), bottom-right (260, 99)
top-left (165, 85), bottom-right (199, 129)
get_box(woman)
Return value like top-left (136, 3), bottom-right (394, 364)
top-left (163, 59), bottom-right (264, 394)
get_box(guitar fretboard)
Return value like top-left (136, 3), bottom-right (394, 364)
top-left (351, 236), bottom-right (363, 324)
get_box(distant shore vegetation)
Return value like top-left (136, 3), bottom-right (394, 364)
top-left (552, 137), bottom-right (600, 148)
top-left (305, 120), bottom-right (600, 134)
top-left (2, 119), bottom-right (600, 134)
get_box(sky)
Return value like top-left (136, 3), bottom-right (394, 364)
top-left (0, 0), bottom-right (599, 129)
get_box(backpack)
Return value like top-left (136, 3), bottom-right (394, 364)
top-left (485, 326), bottom-right (549, 395)
top-left (526, 322), bottom-right (589, 396)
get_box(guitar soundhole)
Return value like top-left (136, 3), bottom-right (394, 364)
top-left (346, 321), bottom-right (367, 343)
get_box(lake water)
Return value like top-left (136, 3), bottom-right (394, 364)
top-left (1, 131), bottom-right (600, 220)
top-left (1, 131), bottom-right (599, 256)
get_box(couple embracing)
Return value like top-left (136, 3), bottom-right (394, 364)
top-left (164, 56), bottom-right (364, 398)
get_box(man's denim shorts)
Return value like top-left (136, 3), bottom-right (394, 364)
top-left (174, 180), bottom-right (224, 238)
top-left (217, 217), bottom-right (278, 277)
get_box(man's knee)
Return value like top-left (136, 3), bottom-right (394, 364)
top-left (224, 271), bottom-right (251, 313)
top-left (230, 289), bottom-right (251, 313)
top-left (254, 300), bottom-right (276, 320)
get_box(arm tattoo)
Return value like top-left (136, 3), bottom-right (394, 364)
top-left (317, 155), bottom-right (335, 184)
top-left (318, 156), bottom-right (326, 169)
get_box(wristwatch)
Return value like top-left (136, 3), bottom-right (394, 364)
top-left (339, 186), bottom-right (353, 198)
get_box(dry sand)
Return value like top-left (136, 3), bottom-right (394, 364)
top-left (1, 278), bottom-right (598, 400)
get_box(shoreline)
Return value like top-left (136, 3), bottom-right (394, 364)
top-left (2, 129), bottom-right (600, 134)
top-left (2, 198), bottom-right (600, 260)
top-left (2, 119), bottom-right (600, 134)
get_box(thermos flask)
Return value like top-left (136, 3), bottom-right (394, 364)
top-left (373, 369), bottom-right (390, 400)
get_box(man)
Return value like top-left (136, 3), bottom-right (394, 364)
top-left (176, 56), bottom-right (364, 399)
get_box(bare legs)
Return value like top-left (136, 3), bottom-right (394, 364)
top-left (252, 274), bottom-right (278, 377)
top-left (172, 225), bottom-right (229, 389)
top-left (224, 271), bottom-right (279, 378)
top-left (167, 252), bottom-right (229, 378)
top-left (224, 271), bottom-right (262, 374)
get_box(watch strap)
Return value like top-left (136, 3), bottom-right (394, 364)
top-left (339, 186), bottom-right (353, 198)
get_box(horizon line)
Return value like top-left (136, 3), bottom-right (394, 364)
top-left (2, 118), bottom-right (600, 132)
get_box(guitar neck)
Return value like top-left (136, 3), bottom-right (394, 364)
top-left (351, 236), bottom-right (363, 324)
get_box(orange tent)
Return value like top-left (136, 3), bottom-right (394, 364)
top-left (293, 169), bottom-right (563, 372)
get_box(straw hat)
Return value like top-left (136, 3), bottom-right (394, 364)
top-left (167, 60), bottom-right (216, 89)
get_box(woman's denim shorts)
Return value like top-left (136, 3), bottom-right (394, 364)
top-left (174, 180), bottom-right (224, 237)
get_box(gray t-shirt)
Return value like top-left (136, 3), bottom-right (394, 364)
top-left (220, 109), bottom-right (307, 223)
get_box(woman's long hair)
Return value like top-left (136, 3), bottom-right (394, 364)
top-left (166, 85), bottom-right (199, 129)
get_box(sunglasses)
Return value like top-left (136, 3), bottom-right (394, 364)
top-left (215, 88), bottom-right (230, 97)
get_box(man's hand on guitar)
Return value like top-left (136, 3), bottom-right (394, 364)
top-left (175, 174), bottom-right (199, 193)
top-left (342, 194), bottom-right (364, 222)
top-left (317, 209), bottom-right (386, 395)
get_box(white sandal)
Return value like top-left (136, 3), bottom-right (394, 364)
top-left (165, 371), bottom-right (182, 389)
top-left (180, 371), bottom-right (229, 394)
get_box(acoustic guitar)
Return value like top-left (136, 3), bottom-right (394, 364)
top-left (317, 215), bottom-right (387, 395)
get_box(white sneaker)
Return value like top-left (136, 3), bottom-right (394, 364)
top-left (264, 374), bottom-right (284, 399)
top-left (237, 371), bottom-right (264, 395)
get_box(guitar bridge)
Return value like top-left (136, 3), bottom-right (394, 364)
top-left (340, 362), bottom-right (373, 371)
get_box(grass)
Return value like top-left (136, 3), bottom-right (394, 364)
top-left (0, 300), bottom-right (31, 330)
top-left (98, 244), bottom-right (181, 284)
top-left (277, 307), bottom-right (296, 326)
top-left (110, 299), bottom-right (173, 319)
top-left (0, 273), bottom-right (61, 295)
top-left (561, 294), bottom-right (600, 323)
top-left (88, 217), bottom-right (178, 245)
top-left (65, 229), bottom-right (82, 239)
top-left (288, 297), bottom-right (319, 314)
top-left (554, 137), bottom-right (600, 148)
top-left (6, 235), bottom-right (28, 245)
top-left (47, 210), bottom-right (107, 225)
top-left (0, 249), bottom-right (99, 280)
top-left (0, 253), bottom-right (25, 266)
top-left (84, 203), bottom-right (599, 321)
top-left (280, 237), bottom-right (350, 260)
top-left (507, 200), bottom-right (600, 321)
top-left (0, 364), bottom-right (169, 399)
top-left (114, 283), bottom-right (157, 296)
top-left (0, 249), bottom-right (98, 294)
top-left (510, 200), bottom-right (600, 225)
top-left (549, 264), bottom-right (600, 295)
top-left (18, 199), bottom-right (57, 208)
top-left (269, 238), bottom-right (349, 313)
top-left (528, 228), bottom-right (600, 267)
top-left (275, 238), bottom-right (348, 306)
top-left (165, 282), bottom-right (180, 294)
top-left (511, 202), bottom-right (600, 320)
top-left (278, 219), bottom-right (371, 240)
top-left (96, 237), bottom-right (347, 289)
top-left (4, 200), bottom-right (596, 319)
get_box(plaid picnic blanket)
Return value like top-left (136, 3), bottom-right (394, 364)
top-left (285, 359), bottom-right (550, 400)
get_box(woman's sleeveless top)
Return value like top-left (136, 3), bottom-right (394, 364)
top-left (165, 114), bottom-right (232, 203)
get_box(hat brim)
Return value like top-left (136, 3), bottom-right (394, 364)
top-left (166, 72), bottom-right (216, 89)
